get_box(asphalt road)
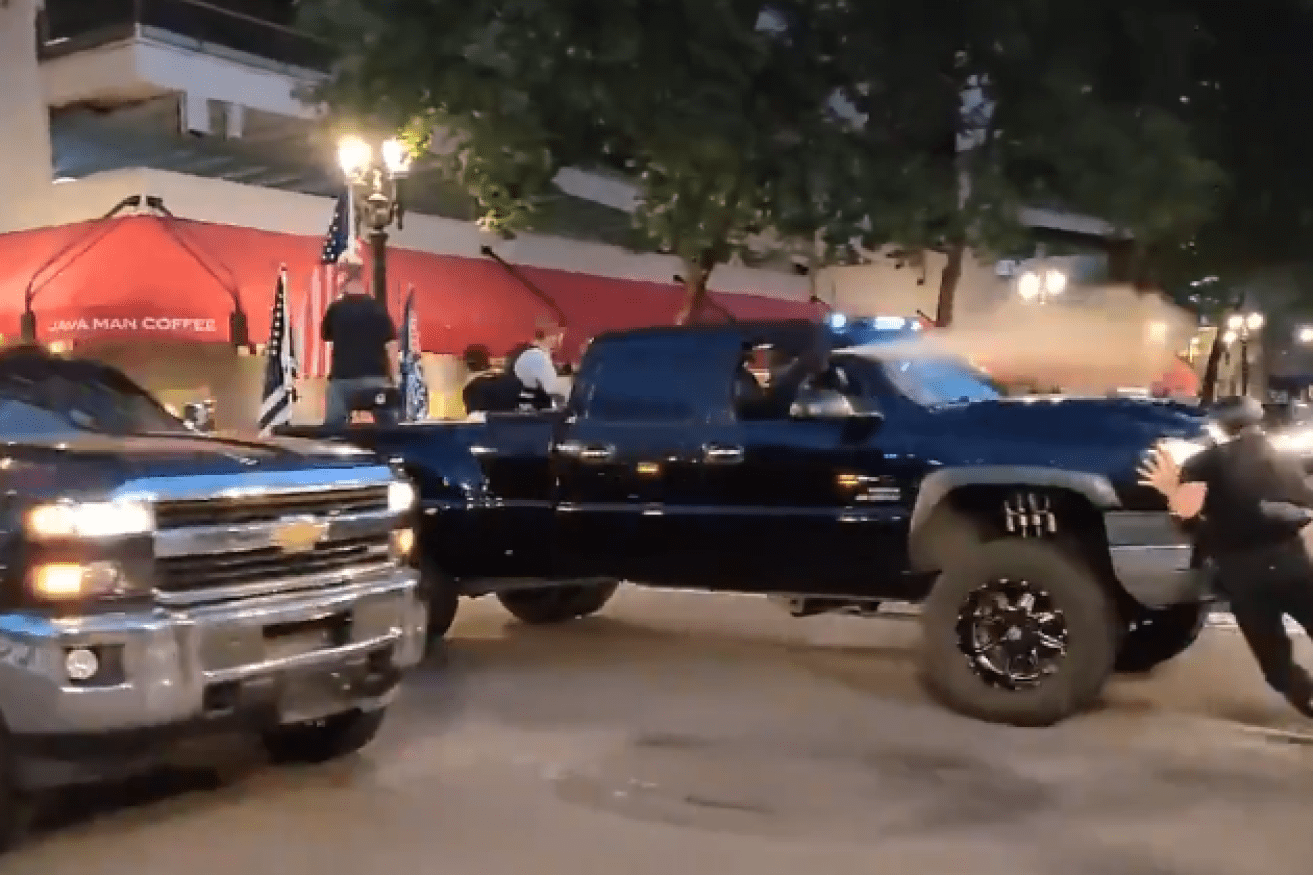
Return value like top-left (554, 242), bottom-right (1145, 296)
top-left (10, 588), bottom-right (1313, 875)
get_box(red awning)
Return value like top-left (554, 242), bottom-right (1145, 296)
top-left (0, 216), bottom-right (246, 344)
top-left (515, 266), bottom-right (818, 361)
top-left (0, 216), bottom-right (817, 355)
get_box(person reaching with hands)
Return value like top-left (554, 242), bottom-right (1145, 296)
top-left (1138, 395), bottom-right (1313, 717)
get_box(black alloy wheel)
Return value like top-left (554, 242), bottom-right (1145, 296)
top-left (957, 578), bottom-right (1070, 690)
top-left (920, 539), bottom-right (1118, 726)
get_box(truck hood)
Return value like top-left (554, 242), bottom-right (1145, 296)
top-left (3, 431), bottom-right (381, 498)
top-left (926, 395), bottom-right (1208, 445)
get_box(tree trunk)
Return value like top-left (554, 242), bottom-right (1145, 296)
top-left (1199, 327), bottom-right (1227, 404)
top-left (676, 259), bottom-right (712, 325)
top-left (936, 241), bottom-right (966, 327)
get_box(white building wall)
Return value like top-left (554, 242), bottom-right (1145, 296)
top-left (1, 0), bottom-right (53, 219)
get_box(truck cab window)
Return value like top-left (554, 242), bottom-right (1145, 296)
top-left (582, 345), bottom-right (701, 422)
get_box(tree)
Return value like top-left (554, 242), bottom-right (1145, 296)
top-left (301, 0), bottom-right (1224, 327)
top-left (827, 0), bottom-right (1224, 325)
top-left (298, 0), bottom-right (897, 321)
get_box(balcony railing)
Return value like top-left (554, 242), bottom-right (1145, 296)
top-left (39, 0), bottom-right (332, 71)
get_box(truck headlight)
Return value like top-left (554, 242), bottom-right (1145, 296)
top-left (30, 561), bottom-right (135, 599)
top-left (1271, 430), bottom-right (1313, 454)
top-left (387, 481), bottom-right (416, 514)
top-left (26, 500), bottom-right (155, 539)
top-left (1155, 438), bottom-right (1207, 466)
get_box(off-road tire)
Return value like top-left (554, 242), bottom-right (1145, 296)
top-left (261, 708), bottom-right (388, 765)
top-left (1115, 603), bottom-right (1209, 674)
top-left (418, 559), bottom-right (459, 644)
top-left (920, 539), bottom-right (1118, 727)
top-left (497, 581), bottom-right (620, 625)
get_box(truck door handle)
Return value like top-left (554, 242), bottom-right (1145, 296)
top-left (557, 440), bottom-right (615, 461)
top-left (703, 443), bottom-right (744, 464)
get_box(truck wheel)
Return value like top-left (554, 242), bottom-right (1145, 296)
top-left (1115, 603), bottom-right (1208, 674)
top-left (920, 539), bottom-right (1118, 727)
top-left (418, 559), bottom-right (459, 643)
top-left (262, 708), bottom-right (388, 765)
top-left (497, 581), bottom-right (620, 625)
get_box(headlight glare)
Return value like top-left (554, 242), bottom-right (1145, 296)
top-left (1156, 438), bottom-right (1206, 466)
top-left (26, 500), bottom-right (155, 539)
top-left (387, 480), bottom-right (416, 514)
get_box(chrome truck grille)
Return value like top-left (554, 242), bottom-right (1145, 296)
top-left (114, 467), bottom-right (404, 607)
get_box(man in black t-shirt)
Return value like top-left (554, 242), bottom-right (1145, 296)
top-left (1140, 396), bottom-right (1313, 717)
top-left (320, 270), bottom-right (399, 426)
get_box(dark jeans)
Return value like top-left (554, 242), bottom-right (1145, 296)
top-left (325, 377), bottom-right (397, 427)
top-left (1216, 534), bottom-right (1313, 716)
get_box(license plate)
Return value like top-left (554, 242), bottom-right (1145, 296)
top-left (265, 628), bottom-right (332, 661)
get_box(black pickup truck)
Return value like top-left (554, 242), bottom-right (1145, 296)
top-left (286, 318), bottom-right (1216, 727)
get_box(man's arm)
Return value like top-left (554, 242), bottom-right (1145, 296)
top-left (380, 309), bottom-right (399, 383)
top-left (320, 301), bottom-right (336, 342)
top-left (385, 341), bottom-right (400, 383)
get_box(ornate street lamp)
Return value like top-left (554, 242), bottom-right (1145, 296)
top-left (1224, 310), bottom-right (1265, 396)
top-left (337, 135), bottom-right (413, 305)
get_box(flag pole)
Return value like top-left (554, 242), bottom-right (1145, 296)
top-left (345, 188), bottom-right (359, 259)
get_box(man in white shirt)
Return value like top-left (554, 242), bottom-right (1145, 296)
top-left (510, 324), bottom-right (565, 408)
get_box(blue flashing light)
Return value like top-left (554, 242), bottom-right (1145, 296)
top-left (826, 314), bottom-right (926, 347)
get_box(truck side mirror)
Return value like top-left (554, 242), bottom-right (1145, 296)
top-left (182, 400), bottom-right (215, 432)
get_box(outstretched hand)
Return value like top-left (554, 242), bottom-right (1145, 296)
top-left (1137, 445), bottom-right (1207, 519)
top-left (1136, 445), bottom-right (1181, 497)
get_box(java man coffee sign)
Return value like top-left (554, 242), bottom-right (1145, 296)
top-left (47, 317), bottom-right (220, 335)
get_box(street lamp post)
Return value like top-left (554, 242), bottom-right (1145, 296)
top-left (1016, 267), bottom-right (1067, 304)
top-left (1225, 310), bottom-right (1265, 396)
top-left (337, 135), bottom-right (413, 306)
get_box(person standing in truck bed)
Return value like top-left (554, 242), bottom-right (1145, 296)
top-left (320, 265), bottom-right (400, 426)
top-left (1140, 395), bottom-right (1313, 717)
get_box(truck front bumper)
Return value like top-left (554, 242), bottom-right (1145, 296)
top-left (1104, 511), bottom-right (1211, 608)
top-left (0, 566), bottom-right (425, 786)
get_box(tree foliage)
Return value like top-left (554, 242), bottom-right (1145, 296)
top-left (300, 0), bottom-right (1226, 323)
top-left (299, 0), bottom-right (893, 318)
top-left (1155, 1), bottom-right (1313, 301)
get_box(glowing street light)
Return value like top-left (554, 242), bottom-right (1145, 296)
top-left (1298, 326), bottom-right (1313, 344)
top-left (1017, 267), bottom-right (1066, 304)
top-left (336, 134), bottom-right (413, 305)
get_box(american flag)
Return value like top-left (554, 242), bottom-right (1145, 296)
top-left (258, 267), bottom-right (298, 435)
top-left (298, 191), bottom-right (357, 378)
top-left (399, 285), bottom-right (429, 420)
top-left (321, 190), bottom-right (353, 265)
top-left (297, 265), bottom-right (344, 379)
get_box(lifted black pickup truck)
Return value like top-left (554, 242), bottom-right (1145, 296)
top-left (286, 319), bottom-right (1215, 727)
top-left (0, 346), bottom-right (426, 848)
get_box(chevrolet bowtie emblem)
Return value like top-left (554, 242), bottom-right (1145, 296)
top-left (272, 517), bottom-right (328, 554)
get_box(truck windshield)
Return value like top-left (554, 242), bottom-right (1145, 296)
top-left (880, 356), bottom-right (1003, 406)
top-left (0, 353), bottom-right (186, 437)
